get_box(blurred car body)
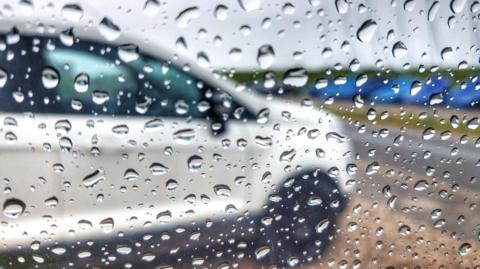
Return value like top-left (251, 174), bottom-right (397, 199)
top-left (0, 12), bottom-right (353, 267)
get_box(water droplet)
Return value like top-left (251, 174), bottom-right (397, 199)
top-left (238, 0), bottom-right (261, 12)
top-left (467, 117), bottom-right (479, 130)
top-left (422, 127), bottom-right (435, 140)
top-left (61, 3), bottom-right (83, 22)
top-left (283, 68), bottom-right (308, 87)
top-left (441, 47), bottom-right (453, 61)
top-left (99, 17), bottom-right (121, 41)
top-left (116, 245), bottom-right (132, 255)
top-left (74, 73), bottom-right (89, 93)
top-left (78, 219), bottom-right (93, 230)
top-left (173, 129), bottom-right (195, 144)
top-left (404, 0), bottom-right (416, 11)
top-left (326, 132), bottom-right (346, 143)
top-left (42, 67), bottom-right (59, 89)
top-left (426, 1), bottom-right (440, 22)
top-left (112, 124), bottom-right (129, 135)
top-left (100, 218), bottom-right (114, 233)
top-left (4, 131), bottom-right (17, 144)
top-left (392, 41), bottom-right (408, 59)
top-left (44, 196), bottom-right (58, 208)
top-left (118, 44), bottom-right (139, 63)
top-left (398, 225), bottom-right (411, 236)
top-left (59, 28), bottom-right (75, 46)
top-left (59, 137), bottom-right (73, 152)
top-left (149, 163), bottom-right (169, 176)
top-left (3, 198), bottom-right (26, 219)
top-left (409, 80), bottom-right (422, 96)
top-left (51, 246), bottom-right (66, 255)
top-left (257, 45), bottom-right (275, 69)
top-left (335, 0), bottom-right (348, 14)
top-left (176, 7), bottom-right (200, 28)
top-left (458, 243), bottom-right (472, 256)
top-left (357, 19), bottom-right (377, 43)
top-left (414, 180), bottom-right (429, 191)
top-left (124, 169), bottom-right (139, 181)
top-left (214, 5), bottom-right (229, 21)
top-left (282, 3), bottom-right (295, 14)
top-left (0, 68), bottom-right (7, 88)
top-left (279, 149), bottom-right (296, 163)
top-left (451, 0), bottom-right (467, 13)
top-left (143, 0), bottom-right (160, 16)
top-left (213, 184), bottom-right (231, 198)
top-left (254, 136), bottom-right (273, 148)
top-left (255, 246), bottom-right (271, 259)
top-left (188, 155), bottom-right (203, 172)
top-left (82, 169), bottom-right (105, 188)
top-left (256, 108), bottom-right (270, 124)
top-left (157, 210), bottom-right (172, 224)
top-left (315, 218), bottom-right (330, 233)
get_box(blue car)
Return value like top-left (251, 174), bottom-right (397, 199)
top-left (445, 77), bottom-right (480, 108)
top-left (366, 75), bottom-right (450, 105)
top-left (308, 75), bottom-right (384, 101)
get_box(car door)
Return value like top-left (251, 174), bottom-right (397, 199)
top-left (0, 35), bottom-right (252, 251)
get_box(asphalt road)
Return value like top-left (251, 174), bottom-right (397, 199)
top-left (348, 123), bottom-right (480, 241)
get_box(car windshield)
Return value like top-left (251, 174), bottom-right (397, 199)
top-left (0, 1), bottom-right (478, 269)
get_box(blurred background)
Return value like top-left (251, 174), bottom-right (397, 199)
top-left (0, 0), bottom-right (479, 268)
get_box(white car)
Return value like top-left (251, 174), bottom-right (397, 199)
top-left (0, 7), bottom-right (354, 268)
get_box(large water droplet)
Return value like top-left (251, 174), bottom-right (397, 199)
top-left (335, 0), bottom-right (348, 14)
top-left (392, 41), bottom-right (408, 59)
top-left (99, 17), bottom-right (121, 41)
top-left (3, 198), bottom-right (26, 219)
top-left (157, 210), bottom-right (172, 224)
top-left (409, 80), bottom-right (422, 96)
top-left (255, 246), bottom-right (271, 260)
top-left (173, 129), bottom-right (195, 144)
top-left (356, 20), bottom-right (377, 43)
top-left (188, 155), bottom-right (203, 172)
top-left (61, 3), bottom-right (83, 22)
top-left (74, 73), bottom-right (89, 93)
top-left (100, 218), bottom-right (114, 233)
top-left (283, 68), bottom-right (308, 87)
top-left (176, 7), bottom-right (200, 28)
top-left (118, 44), bottom-right (139, 63)
top-left (82, 169), bottom-right (105, 188)
top-left (214, 5), bottom-right (229, 20)
top-left (42, 67), bottom-right (59, 89)
top-left (428, 1), bottom-right (439, 22)
top-left (451, 0), bottom-right (467, 13)
top-left (143, 0), bottom-right (160, 16)
top-left (315, 218), bottom-right (330, 233)
top-left (213, 184), bottom-right (231, 198)
top-left (149, 163), bottom-right (169, 175)
top-left (257, 45), bottom-right (275, 69)
top-left (238, 0), bottom-right (261, 12)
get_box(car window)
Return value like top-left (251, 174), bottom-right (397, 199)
top-left (0, 35), bottom-right (254, 121)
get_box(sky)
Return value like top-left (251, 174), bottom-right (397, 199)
top-left (1, 0), bottom-right (480, 71)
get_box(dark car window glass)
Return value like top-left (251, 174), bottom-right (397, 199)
top-left (0, 35), bottom-right (254, 120)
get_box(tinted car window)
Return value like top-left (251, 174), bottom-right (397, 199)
top-left (0, 35), bottom-right (253, 120)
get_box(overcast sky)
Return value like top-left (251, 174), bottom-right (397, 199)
top-left (3, 0), bottom-right (480, 71)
